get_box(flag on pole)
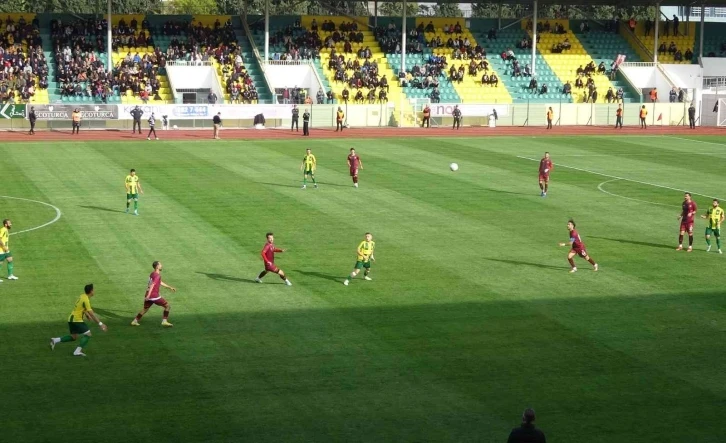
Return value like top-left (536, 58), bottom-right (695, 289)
top-left (657, 113), bottom-right (663, 121)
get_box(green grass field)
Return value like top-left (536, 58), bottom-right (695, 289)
top-left (1, 135), bottom-right (725, 442)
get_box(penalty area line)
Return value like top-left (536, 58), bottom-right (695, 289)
top-left (0, 195), bottom-right (62, 235)
top-left (597, 179), bottom-right (678, 208)
top-left (516, 156), bottom-right (725, 201)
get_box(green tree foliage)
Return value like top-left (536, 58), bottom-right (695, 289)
top-left (378, 1), bottom-right (419, 17)
top-left (471, 3), bottom-right (526, 19)
top-left (168, 0), bottom-right (218, 14)
top-left (433, 2), bottom-right (462, 18)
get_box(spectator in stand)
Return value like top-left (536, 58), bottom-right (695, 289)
top-left (605, 87), bottom-right (615, 103)
top-left (669, 87), bottom-right (677, 103)
top-left (208, 91), bottom-right (218, 104)
top-left (650, 87), bottom-right (658, 102)
top-left (562, 81), bottom-right (572, 96)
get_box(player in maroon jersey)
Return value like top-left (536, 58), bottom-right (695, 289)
top-left (131, 261), bottom-right (177, 327)
top-left (539, 152), bottom-right (553, 197)
top-left (677, 192), bottom-right (698, 251)
top-left (559, 220), bottom-right (598, 273)
top-left (256, 232), bottom-right (292, 286)
top-left (347, 147), bottom-right (363, 188)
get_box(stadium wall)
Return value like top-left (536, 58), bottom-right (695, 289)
top-left (0, 103), bottom-right (690, 131)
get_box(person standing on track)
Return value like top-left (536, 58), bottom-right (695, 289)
top-left (130, 105), bottom-right (143, 134)
top-left (213, 112), bottom-right (222, 139)
top-left (291, 105), bottom-right (299, 132)
top-left (302, 109), bottom-right (310, 136)
top-left (71, 108), bottom-right (81, 134)
top-left (336, 107), bottom-right (345, 132)
top-left (546, 107), bottom-right (554, 129)
top-left (452, 105), bottom-right (462, 130)
top-left (615, 104), bottom-right (623, 129)
top-left (422, 104), bottom-right (431, 128)
top-left (147, 112), bottom-right (158, 140)
top-left (28, 106), bottom-right (36, 135)
top-left (639, 105), bottom-right (648, 129)
top-left (688, 103), bottom-right (696, 129)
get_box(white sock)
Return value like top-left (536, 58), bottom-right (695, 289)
top-left (52, 337), bottom-right (60, 344)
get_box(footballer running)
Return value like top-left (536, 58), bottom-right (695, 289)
top-left (125, 168), bottom-right (144, 215)
top-left (0, 219), bottom-right (18, 281)
top-left (539, 152), bottom-right (553, 197)
top-left (701, 198), bottom-right (724, 253)
top-left (50, 284), bottom-right (107, 357)
top-left (131, 261), bottom-right (176, 327)
top-left (344, 232), bottom-right (375, 285)
top-left (559, 220), bottom-right (598, 273)
top-left (347, 148), bottom-right (363, 188)
top-left (301, 148), bottom-right (318, 189)
top-left (256, 232), bottom-right (292, 286)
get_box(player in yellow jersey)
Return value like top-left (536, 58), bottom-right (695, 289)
top-left (50, 284), bottom-right (107, 357)
top-left (344, 232), bottom-right (375, 286)
top-left (125, 168), bottom-right (144, 215)
top-left (701, 198), bottom-right (725, 253)
top-left (0, 219), bottom-right (18, 281)
top-left (301, 148), bottom-right (318, 189)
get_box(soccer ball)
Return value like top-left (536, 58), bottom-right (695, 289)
top-left (449, 162), bottom-right (459, 172)
top-left (173, 125), bottom-right (178, 130)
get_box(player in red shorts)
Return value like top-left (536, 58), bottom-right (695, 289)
top-left (539, 152), bottom-right (553, 197)
top-left (131, 261), bottom-right (177, 327)
top-left (347, 147), bottom-right (363, 188)
top-left (559, 219), bottom-right (598, 273)
top-left (256, 232), bottom-right (292, 286)
top-left (677, 192), bottom-right (698, 251)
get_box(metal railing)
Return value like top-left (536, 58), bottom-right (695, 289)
top-left (704, 76), bottom-right (726, 88)
top-left (166, 60), bottom-right (213, 67)
top-left (621, 62), bottom-right (656, 68)
top-left (265, 59), bottom-right (315, 65)
top-left (241, 17), bottom-right (278, 104)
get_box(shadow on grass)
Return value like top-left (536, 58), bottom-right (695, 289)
top-left (256, 182), bottom-right (300, 189)
top-left (481, 188), bottom-right (535, 197)
top-left (78, 205), bottom-right (127, 214)
top-left (482, 257), bottom-right (570, 271)
top-left (589, 236), bottom-right (674, 251)
top-left (93, 308), bottom-right (134, 319)
top-left (292, 269), bottom-right (341, 283)
top-left (196, 272), bottom-right (257, 284)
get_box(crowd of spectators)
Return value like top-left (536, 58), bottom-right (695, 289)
top-left (0, 15), bottom-right (49, 104)
top-left (657, 40), bottom-right (692, 62)
top-left (50, 17), bottom-right (259, 104)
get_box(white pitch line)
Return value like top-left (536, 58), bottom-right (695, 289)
top-left (667, 136), bottom-right (726, 147)
top-left (597, 179), bottom-right (678, 208)
top-left (516, 155), bottom-right (725, 200)
top-left (0, 195), bottom-right (62, 235)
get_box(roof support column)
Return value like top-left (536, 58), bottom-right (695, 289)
top-left (401, 0), bottom-right (407, 74)
top-left (653, 2), bottom-right (660, 63)
top-left (107, 0), bottom-right (112, 74)
top-left (531, 0), bottom-right (537, 78)
top-left (699, 4), bottom-right (705, 59)
top-left (264, 0), bottom-right (269, 64)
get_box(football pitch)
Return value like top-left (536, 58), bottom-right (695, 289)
top-left (1, 134), bottom-right (725, 442)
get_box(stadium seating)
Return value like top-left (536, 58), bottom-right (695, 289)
top-left (696, 22), bottom-right (726, 59)
top-left (470, 24), bottom-right (568, 103)
top-left (630, 21), bottom-right (696, 64)
top-left (300, 15), bottom-right (415, 125)
top-left (530, 21), bottom-right (619, 103)
top-left (574, 26), bottom-right (641, 103)
top-left (0, 13), bottom-right (50, 105)
top-left (415, 18), bottom-right (512, 104)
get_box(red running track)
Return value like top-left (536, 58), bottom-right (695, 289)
top-left (3, 125), bottom-right (724, 142)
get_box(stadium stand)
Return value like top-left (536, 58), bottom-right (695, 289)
top-left (529, 20), bottom-right (620, 103)
top-left (696, 22), bottom-right (726, 59)
top-left (299, 15), bottom-right (415, 125)
top-left (414, 18), bottom-right (512, 104)
top-left (374, 20), bottom-right (461, 104)
top-left (631, 20), bottom-right (696, 64)
top-left (0, 13), bottom-right (50, 105)
top-left (469, 19), bottom-right (567, 103)
top-left (574, 22), bottom-right (641, 103)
